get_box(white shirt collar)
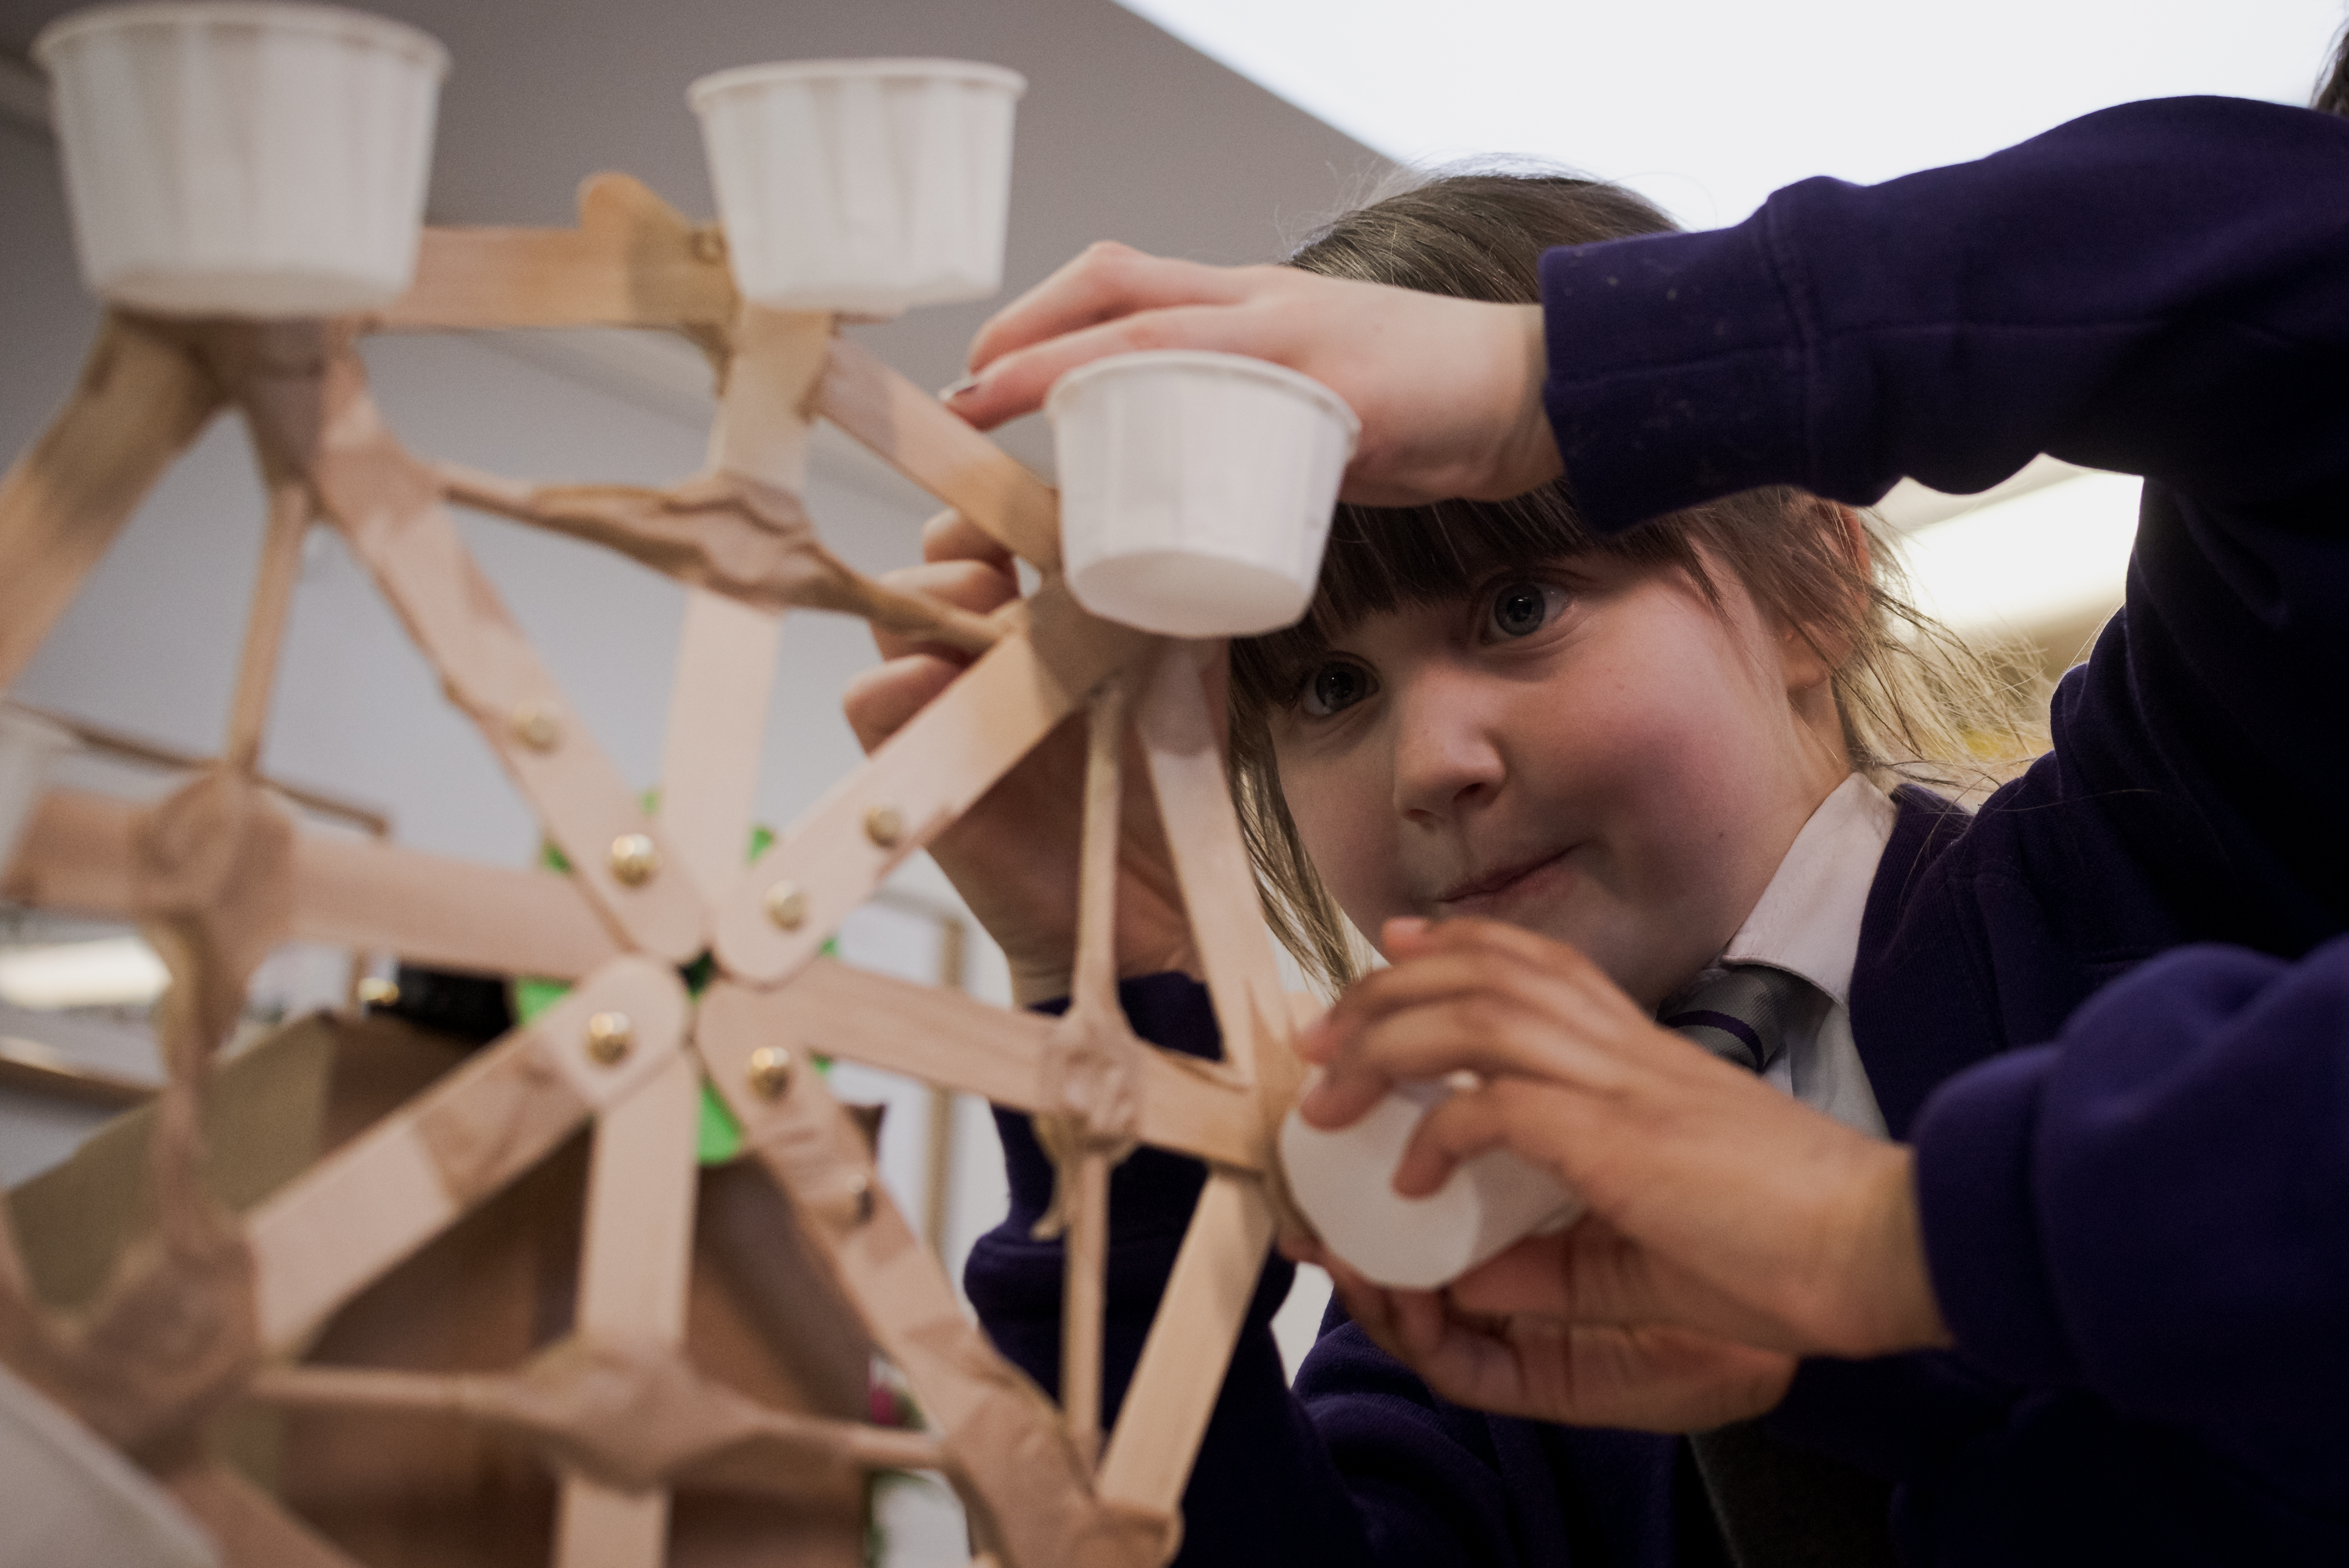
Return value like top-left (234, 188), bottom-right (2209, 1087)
top-left (1718, 773), bottom-right (1897, 1007)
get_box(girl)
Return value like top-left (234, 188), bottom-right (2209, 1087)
top-left (849, 96), bottom-right (2349, 1566)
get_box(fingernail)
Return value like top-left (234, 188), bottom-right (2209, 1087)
top-left (1385, 916), bottom-right (1431, 944)
top-left (938, 374), bottom-right (981, 401)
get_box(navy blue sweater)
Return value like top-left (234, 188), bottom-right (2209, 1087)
top-left (968, 97), bottom-right (2349, 1565)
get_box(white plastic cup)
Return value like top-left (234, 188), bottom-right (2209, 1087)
top-left (690, 58), bottom-right (1024, 315)
top-left (1281, 1079), bottom-right (1584, 1290)
top-left (1048, 351), bottom-right (1358, 637)
top-left (33, 2), bottom-right (448, 318)
top-left (0, 708), bottom-right (77, 879)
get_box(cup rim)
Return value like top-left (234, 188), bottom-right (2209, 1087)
top-left (1044, 349), bottom-right (1361, 445)
top-left (33, 1), bottom-right (450, 79)
top-left (689, 57), bottom-right (1026, 111)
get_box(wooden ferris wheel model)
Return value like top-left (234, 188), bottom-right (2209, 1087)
top-left (0, 90), bottom-right (1309, 1568)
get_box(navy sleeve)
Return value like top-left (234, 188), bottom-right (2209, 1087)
top-left (1537, 95), bottom-right (2349, 529)
top-left (1533, 94), bottom-right (2349, 1560)
top-left (1909, 937), bottom-right (2349, 1513)
top-left (962, 974), bottom-right (1687, 1567)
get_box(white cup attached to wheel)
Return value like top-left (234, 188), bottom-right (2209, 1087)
top-left (1048, 350), bottom-right (1358, 638)
top-left (1281, 1077), bottom-right (1584, 1291)
top-left (33, 2), bottom-right (448, 318)
top-left (690, 58), bottom-right (1025, 315)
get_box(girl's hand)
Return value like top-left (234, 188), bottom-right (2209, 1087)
top-left (948, 242), bottom-right (1560, 507)
top-left (1296, 918), bottom-right (1952, 1372)
top-left (1305, 1243), bottom-right (1798, 1433)
top-left (841, 510), bottom-right (1199, 1004)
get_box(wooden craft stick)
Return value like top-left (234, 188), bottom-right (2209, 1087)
top-left (1094, 1171), bottom-right (1278, 1518)
top-left (554, 1052), bottom-right (703, 1568)
top-left (710, 305), bottom-right (829, 489)
top-left (1062, 1150), bottom-right (1110, 1474)
top-left (0, 314), bottom-right (223, 691)
top-left (712, 583), bottom-right (1151, 985)
top-left (283, 354), bottom-right (705, 962)
top-left (3, 786), bottom-right (620, 982)
top-left (658, 590), bottom-right (780, 896)
top-left (222, 476), bottom-right (313, 773)
top-left (167, 1458), bottom-right (370, 1568)
top-left (1135, 642), bottom-right (1299, 1110)
top-left (247, 1356), bottom-right (950, 1485)
top-left (713, 958), bottom-right (1259, 1173)
top-left (698, 980), bottom-right (1176, 1568)
top-left (816, 336), bottom-right (1062, 571)
top-left (1061, 676), bottom-right (1132, 1472)
top-left (375, 174), bottom-right (737, 335)
top-left (244, 957), bottom-right (687, 1351)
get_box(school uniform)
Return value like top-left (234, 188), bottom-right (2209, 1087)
top-left (968, 95), bottom-right (2349, 1565)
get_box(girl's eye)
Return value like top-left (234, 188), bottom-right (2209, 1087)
top-left (1484, 579), bottom-right (1568, 641)
top-left (1298, 660), bottom-right (1377, 718)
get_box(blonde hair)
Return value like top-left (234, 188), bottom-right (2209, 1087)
top-left (1229, 173), bottom-right (2047, 993)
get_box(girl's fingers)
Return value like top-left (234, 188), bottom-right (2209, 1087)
top-left (963, 243), bottom-right (1252, 380)
top-left (868, 558), bottom-right (1020, 661)
top-left (842, 655), bottom-right (962, 753)
top-left (1342, 987), bottom-right (1640, 1102)
top-left (949, 300), bottom-right (1289, 430)
top-left (920, 507), bottom-right (1014, 570)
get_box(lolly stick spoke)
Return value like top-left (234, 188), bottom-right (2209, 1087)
top-left (708, 958), bottom-right (1261, 1171)
top-left (3, 786), bottom-right (621, 981)
top-left (1095, 1170), bottom-right (1278, 1518)
top-left (697, 979), bottom-right (1175, 1568)
top-left (222, 475), bottom-right (313, 774)
top-left (711, 583), bottom-right (1152, 985)
top-left (0, 314), bottom-right (224, 691)
top-left (280, 351), bottom-right (705, 962)
top-left (816, 336), bottom-right (1062, 571)
top-left (1136, 641), bottom-right (1300, 1110)
top-left (244, 957), bottom-right (688, 1351)
top-left (375, 174), bottom-right (737, 335)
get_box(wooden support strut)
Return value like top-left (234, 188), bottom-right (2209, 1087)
top-left (712, 583), bottom-right (1153, 987)
top-left (0, 149), bottom-right (1327, 1568)
top-left (3, 786), bottom-right (622, 983)
top-left (0, 314), bottom-right (224, 693)
top-left (227, 328), bottom-right (707, 963)
top-left (243, 957), bottom-right (688, 1352)
top-left (696, 979), bottom-right (1178, 1568)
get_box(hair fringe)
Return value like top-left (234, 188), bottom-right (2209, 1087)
top-left (1229, 171), bottom-right (2051, 995)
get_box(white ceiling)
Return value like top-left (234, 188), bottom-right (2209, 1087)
top-left (1119, 0), bottom-right (2348, 229)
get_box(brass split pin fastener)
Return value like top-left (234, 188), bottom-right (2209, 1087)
top-left (764, 881), bottom-right (808, 930)
top-left (585, 1011), bottom-right (634, 1065)
top-left (609, 832), bottom-right (660, 886)
top-left (747, 1045), bottom-right (794, 1100)
top-left (508, 702), bottom-right (563, 752)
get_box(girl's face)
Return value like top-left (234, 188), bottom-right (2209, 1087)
top-left (1268, 553), bottom-right (1852, 1009)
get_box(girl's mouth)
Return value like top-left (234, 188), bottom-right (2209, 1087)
top-left (1433, 846), bottom-right (1576, 916)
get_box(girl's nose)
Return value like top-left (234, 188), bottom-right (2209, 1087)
top-left (1390, 666), bottom-right (1507, 821)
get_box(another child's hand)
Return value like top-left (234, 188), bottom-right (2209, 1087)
top-left (1295, 918), bottom-right (1951, 1398)
top-left (947, 242), bottom-right (1560, 508)
top-left (841, 510), bottom-right (1199, 1004)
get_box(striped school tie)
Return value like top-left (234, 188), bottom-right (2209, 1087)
top-left (1662, 963), bottom-right (1898, 1568)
